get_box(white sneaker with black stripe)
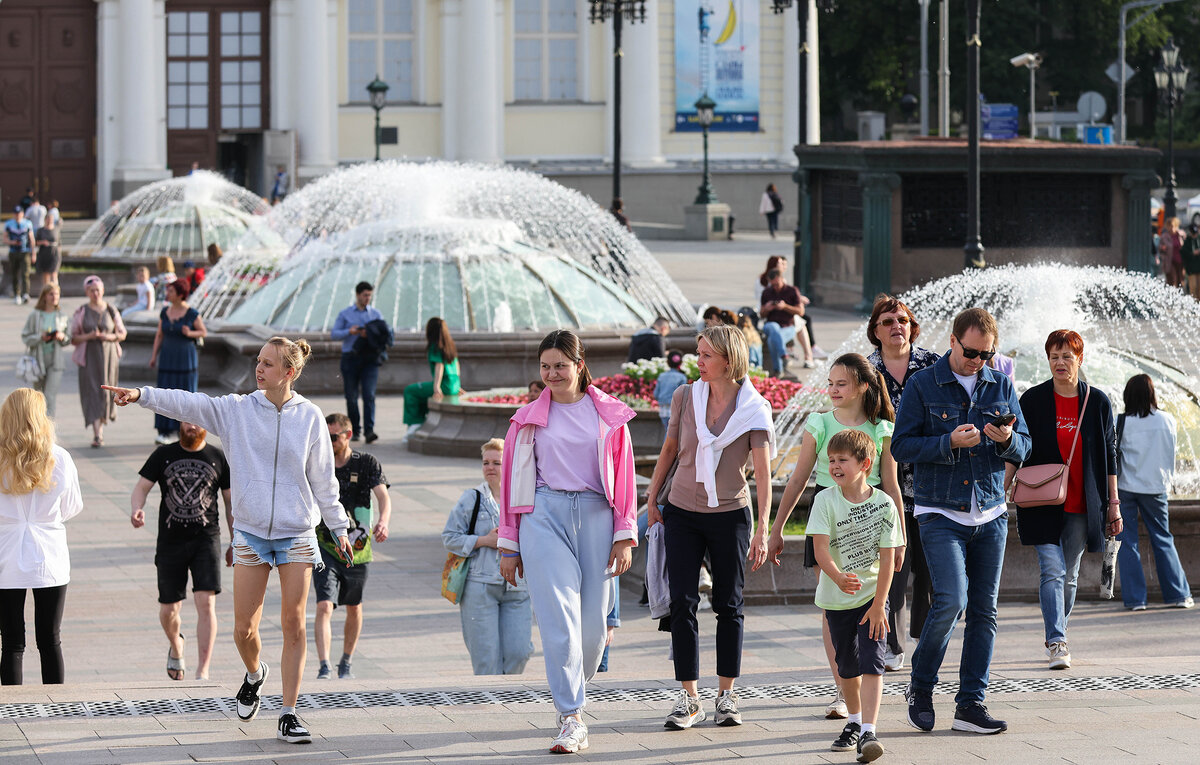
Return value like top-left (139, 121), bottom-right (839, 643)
top-left (235, 662), bottom-right (269, 721)
top-left (714, 689), bottom-right (742, 726)
top-left (277, 713), bottom-right (312, 744)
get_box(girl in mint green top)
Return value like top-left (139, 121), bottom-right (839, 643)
top-left (403, 317), bottom-right (462, 430)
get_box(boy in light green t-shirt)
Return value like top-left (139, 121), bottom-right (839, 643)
top-left (808, 429), bottom-right (905, 763)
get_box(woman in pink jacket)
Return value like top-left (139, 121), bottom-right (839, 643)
top-left (498, 330), bottom-right (638, 755)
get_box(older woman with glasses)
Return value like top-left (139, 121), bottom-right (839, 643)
top-left (865, 294), bottom-right (939, 674)
top-left (1007, 330), bottom-right (1120, 671)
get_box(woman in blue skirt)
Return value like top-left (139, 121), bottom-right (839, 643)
top-left (149, 280), bottom-right (207, 444)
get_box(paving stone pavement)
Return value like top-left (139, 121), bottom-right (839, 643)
top-left (0, 244), bottom-right (1196, 763)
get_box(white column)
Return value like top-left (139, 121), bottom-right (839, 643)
top-left (441, 0), bottom-right (461, 159)
top-left (271, 0), bottom-right (293, 129)
top-left (153, 0), bottom-right (167, 168)
top-left (114, 0), bottom-right (167, 182)
top-left (326, 0), bottom-right (339, 165)
top-left (457, 0), bottom-right (499, 161)
top-left (96, 0), bottom-right (121, 210)
top-left (780, 8), bottom-right (798, 163)
top-left (494, 0), bottom-right (505, 159)
top-left (294, 0), bottom-right (336, 182)
top-left (622, 4), bottom-right (663, 166)
top-left (805, 0), bottom-right (819, 144)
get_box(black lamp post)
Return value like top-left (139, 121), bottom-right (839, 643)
top-left (588, 0), bottom-right (647, 210)
top-left (366, 74), bottom-right (390, 162)
top-left (1155, 38), bottom-right (1189, 223)
top-left (694, 93), bottom-right (717, 204)
top-left (964, 0), bottom-right (985, 270)
top-left (771, 0), bottom-right (836, 292)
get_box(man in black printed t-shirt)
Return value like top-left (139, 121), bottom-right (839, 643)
top-left (131, 422), bottom-right (232, 681)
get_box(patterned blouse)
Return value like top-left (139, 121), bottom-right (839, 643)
top-left (868, 345), bottom-right (941, 509)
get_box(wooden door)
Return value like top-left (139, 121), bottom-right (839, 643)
top-left (0, 0), bottom-right (96, 216)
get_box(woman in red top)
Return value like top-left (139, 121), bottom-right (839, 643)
top-left (1007, 330), bottom-right (1121, 671)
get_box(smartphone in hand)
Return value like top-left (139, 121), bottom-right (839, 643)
top-left (992, 413), bottom-right (1016, 427)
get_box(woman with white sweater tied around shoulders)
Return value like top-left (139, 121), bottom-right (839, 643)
top-left (103, 336), bottom-right (352, 745)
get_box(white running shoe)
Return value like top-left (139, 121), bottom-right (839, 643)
top-left (825, 687), bottom-right (848, 719)
top-left (1168, 597), bottom-right (1195, 609)
top-left (714, 689), bottom-right (742, 726)
top-left (1048, 641), bottom-right (1071, 670)
top-left (698, 566), bottom-right (713, 594)
top-left (883, 649), bottom-right (905, 672)
top-left (664, 690), bottom-right (706, 730)
top-left (549, 717), bottom-right (589, 753)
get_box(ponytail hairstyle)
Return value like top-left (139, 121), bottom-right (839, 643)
top-left (425, 316), bottom-right (457, 363)
top-left (832, 352), bottom-right (895, 425)
top-left (538, 329), bottom-right (592, 393)
top-left (266, 336), bottom-right (313, 384)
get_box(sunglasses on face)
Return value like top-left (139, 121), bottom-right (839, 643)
top-left (955, 336), bottom-right (996, 361)
top-left (879, 316), bottom-right (911, 327)
top-left (330, 431), bottom-right (350, 442)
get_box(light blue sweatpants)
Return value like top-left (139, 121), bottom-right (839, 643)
top-left (520, 487), bottom-right (615, 716)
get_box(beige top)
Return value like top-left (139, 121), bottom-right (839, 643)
top-left (666, 384), bottom-right (770, 513)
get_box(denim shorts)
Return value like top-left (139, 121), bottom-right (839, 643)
top-left (231, 529), bottom-right (323, 570)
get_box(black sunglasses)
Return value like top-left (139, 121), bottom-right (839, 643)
top-left (955, 336), bottom-right (996, 361)
top-left (330, 431), bottom-right (350, 442)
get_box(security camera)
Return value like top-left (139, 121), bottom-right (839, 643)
top-left (1010, 52), bottom-right (1043, 68)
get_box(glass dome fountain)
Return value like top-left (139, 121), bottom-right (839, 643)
top-left (192, 161), bottom-right (695, 328)
top-left (772, 264), bottom-right (1200, 495)
top-left (73, 171), bottom-right (274, 261)
top-left (225, 219), bottom-right (654, 332)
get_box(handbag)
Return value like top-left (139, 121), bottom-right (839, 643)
top-left (16, 352), bottom-right (43, 385)
top-left (441, 490), bottom-right (482, 604)
top-left (1011, 385), bottom-right (1091, 509)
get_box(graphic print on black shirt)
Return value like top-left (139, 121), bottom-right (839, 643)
top-left (138, 444), bottom-right (231, 540)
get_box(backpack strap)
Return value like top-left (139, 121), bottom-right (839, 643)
top-left (1116, 413), bottom-right (1127, 451)
top-left (466, 489), bottom-right (482, 536)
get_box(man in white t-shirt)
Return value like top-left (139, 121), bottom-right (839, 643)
top-left (891, 308), bottom-right (1030, 737)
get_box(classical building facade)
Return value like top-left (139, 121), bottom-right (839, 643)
top-left (0, 0), bottom-right (821, 217)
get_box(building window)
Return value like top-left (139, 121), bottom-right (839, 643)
top-left (514, 0), bottom-right (578, 101)
top-left (219, 11), bottom-right (263, 130)
top-left (167, 12), bottom-right (209, 130)
top-left (820, 172), bottom-right (863, 244)
top-left (347, 0), bottom-right (414, 103)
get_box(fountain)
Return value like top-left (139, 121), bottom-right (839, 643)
top-left (745, 264), bottom-right (1200, 604)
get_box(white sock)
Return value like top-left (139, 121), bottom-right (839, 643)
top-left (862, 722), bottom-right (876, 735)
top-left (280, 705), bottom-right (296, 717)
top-left (246, 666), bottom-right (263, 683)
top-left (848, 713), bottom-right (862, 725)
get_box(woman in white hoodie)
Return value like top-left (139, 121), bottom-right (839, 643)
top-left (103, 336), bottom-right (351, 745)
top-left (0, 388), bottom-right (83, 685)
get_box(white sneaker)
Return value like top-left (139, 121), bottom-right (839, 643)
top-left (811, 345), bottom-right (829, 360)
top-left (714, 689), bottom-right (742, 726)
top-left (884, 649), bottom-right (905, 672)
top-left (825, 688), bottom-right (848, 719)
top-left (664, 690), bottom-right (705, 730)
top-left (549, 717), bottom-right (589, 753)
top-left (13, 296), bottom-right (22, 305)
top-left (1168, 597), bottom-right (1195, 609)
top-left (698, 567), bottom-right (713, 594)
top-left (1048, 641), bottom-right (1071, 670)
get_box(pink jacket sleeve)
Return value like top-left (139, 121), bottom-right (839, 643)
top-left (497, 420), bottom-right (522, 552)
top-left (611, 424), bottom-right (638, 546)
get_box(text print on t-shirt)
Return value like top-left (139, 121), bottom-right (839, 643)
top-left (829, 498), bottom-right (896, 571)
top-left (162, 458), bottom-right (221, 528)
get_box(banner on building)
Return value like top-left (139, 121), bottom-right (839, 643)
top-left (674, 0), bottom-right (760, 132)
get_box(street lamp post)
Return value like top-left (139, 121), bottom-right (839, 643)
top-left (693, 93), bottom-right (717, 204)
top-left (589, 0), bottom-right (647, 209)
top-left (1156, 37), bottom-right (1189, 223)
top-left (1010, 53), bottom-right (1042, 139)
top-left (964, 0), bottom-right (985, 270)
top-left (366, 74), bottom-right (390, 162)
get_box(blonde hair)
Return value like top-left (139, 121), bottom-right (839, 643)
top-left (266, 336), bottom-right (313, 383)
top-left (34, 283), bottom-right (59, 312)
top-left (0, 389), bottom-right (56, 496)
top-left (698, 325), bottom-right (749, 381)
top-left (481, 437), bottom-right (504, 456)
top-left (737, 314), bottom-right (762, 349)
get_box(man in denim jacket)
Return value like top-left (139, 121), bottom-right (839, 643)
top-left (891, 308), bottom-right (1030, 736)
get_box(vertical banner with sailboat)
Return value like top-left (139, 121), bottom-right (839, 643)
top-left (674, 0), bottom-right (760, 132)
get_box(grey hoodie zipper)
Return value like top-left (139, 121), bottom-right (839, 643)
top-left (267, 407), bottom-right (282, 536)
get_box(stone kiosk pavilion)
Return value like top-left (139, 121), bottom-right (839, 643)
top-left (792, 138), bottom-right (1162, 309)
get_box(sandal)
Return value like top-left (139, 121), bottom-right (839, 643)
top-left (91, 436), bottom-right (103, 448)
top-left (167, 635), bottom-right (186, 681)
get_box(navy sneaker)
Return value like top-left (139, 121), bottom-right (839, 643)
top-left (952, 702), bottom-right (1007, 734)
top-left (857, 731), bottom-right (885, 763)
top-left (904, 684), bottom-right (934, 732)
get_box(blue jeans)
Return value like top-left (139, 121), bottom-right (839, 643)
top-left (1117, 490), bottom-right (1193, 607)
top-left (459, 580), bottom-right (533, 675)
top-left (910, 512), bottom-right (1007, 706)
top-left (340, 353), bottom-right (379, 435)
top-left (1035, 512), bottom-right (1088, 644)
top-left (231, 529), bottom-right (321, 569)
top-left (760, 321), bottom-right (797, 374)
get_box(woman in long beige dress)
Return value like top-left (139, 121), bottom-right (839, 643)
top-left (70, 275), bottom-right (126, 447)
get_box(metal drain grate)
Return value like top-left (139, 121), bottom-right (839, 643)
top-left (2, 673), bottom-right (1197, 720)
